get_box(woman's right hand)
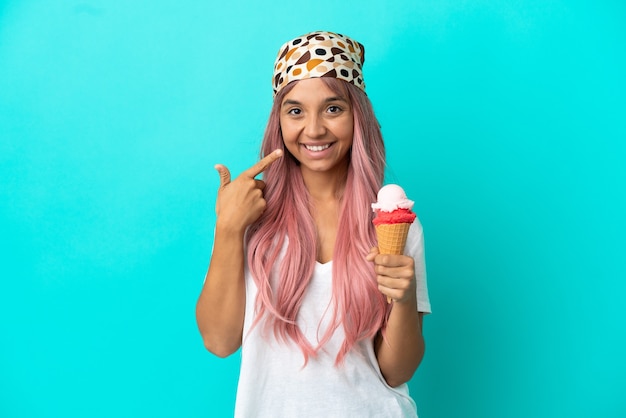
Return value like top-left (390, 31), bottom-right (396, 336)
top-left (197, 150), bottom-right (282, 357)
top-left (214, 149), bottom-right (283, 232)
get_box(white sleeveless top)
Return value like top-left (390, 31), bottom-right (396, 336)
top-left (234, 221), bottom-right (431, 417)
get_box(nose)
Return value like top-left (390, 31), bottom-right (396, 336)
top-left (303, 113), bottom-right (326, 138)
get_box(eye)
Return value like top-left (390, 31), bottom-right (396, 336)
top-left (287, 108), bottom-right (302, 115)
top-left (327, 105), bottom-right (342, 113)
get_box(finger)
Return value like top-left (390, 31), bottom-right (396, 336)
top-left (377, 283), bottom-right (394, 304)
top-left (376, 264), bottom-right (415, 283)
top-left (365, 247), bottom-right (379, 261)
top-left (254, 179), bottom-right (266, 190)
top-left (215, 164), bottom-right (231, 187)
top-left (242, 149), bottom-right (283, 178)
top-left (376, 254), bottom-right (413, 268)
top-left (378, 278), bottom-right (405, 298)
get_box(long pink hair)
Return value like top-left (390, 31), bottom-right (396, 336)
top-left (246, 78), bottom-right (390, 365)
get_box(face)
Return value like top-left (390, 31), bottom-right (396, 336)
top-left (279, 78), bottom-right (354, 177)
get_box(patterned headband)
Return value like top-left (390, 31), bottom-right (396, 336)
top-left (272, 31), bottom-right (366, 96)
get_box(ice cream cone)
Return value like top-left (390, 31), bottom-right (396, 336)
top-left (375, 222), bottom-right (411, 303)
top-left (375, 223), bottom-right (411, 255)
top-left (372, 184), bottom-right (417, 304)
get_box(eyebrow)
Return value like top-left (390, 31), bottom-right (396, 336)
top-left (282, 96), bottom-right (349, 107)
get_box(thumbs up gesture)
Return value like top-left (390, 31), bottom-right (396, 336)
top-left (214, 149), bottom-right (283, 233)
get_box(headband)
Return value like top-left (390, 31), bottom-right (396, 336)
top-left (272, 31), bottom-right (366, 96)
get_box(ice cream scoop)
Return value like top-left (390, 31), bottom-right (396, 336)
top-left (371, 184), bottom-right (415, 212)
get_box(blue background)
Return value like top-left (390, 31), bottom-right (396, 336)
top-left (1, 1), bottom-right (624, 417)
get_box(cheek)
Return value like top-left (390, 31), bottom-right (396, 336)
top-left (279, 120), bottom-right (297, 142)
top-left (346, 126), bottom-right (355, 142)
top-left (337, 121), bottom-right (354, 144)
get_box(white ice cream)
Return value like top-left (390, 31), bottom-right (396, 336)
top-left (371, 184), bottom-right (414, 212)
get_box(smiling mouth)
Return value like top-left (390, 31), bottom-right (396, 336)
top-left (304, 143), bottom-right (331, 152)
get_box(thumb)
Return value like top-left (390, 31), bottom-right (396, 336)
top-left (366, 246), bottom-right (379, 262)
top-left (214, 164), bottom-right (231, 188)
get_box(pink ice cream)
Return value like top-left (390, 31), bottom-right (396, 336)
top-left (371, 185), bottom-right (416, 225)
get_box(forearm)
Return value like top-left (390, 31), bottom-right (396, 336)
top-left (375, 297), bottom-right (425, 387)
top-left (195, 223), bottom-right (247, 357)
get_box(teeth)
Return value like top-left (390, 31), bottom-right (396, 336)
top-left (304, 144), bottom-right (331, 152)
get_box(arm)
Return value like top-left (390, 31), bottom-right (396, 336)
top-left (375, 296), bottom-right (425, 387)
top-left (367, 249), bottom-right (426, 387)
top-left (195, 150), bottom-right (283, 357)
top-left (195, 221), bottom-right (247, 358)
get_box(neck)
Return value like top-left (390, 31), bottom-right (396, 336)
top-left (301, 163), bottom-right (349, 202)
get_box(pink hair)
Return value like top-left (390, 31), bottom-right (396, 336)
top-left (246, 78), bottom-right (390, 365)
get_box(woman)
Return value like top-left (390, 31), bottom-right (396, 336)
top-left (196, 31), bottom-right (431, 417)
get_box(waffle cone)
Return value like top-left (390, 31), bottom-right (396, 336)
top-left (375, 223), bottom-right (411, 255)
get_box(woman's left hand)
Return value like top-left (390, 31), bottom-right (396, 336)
top-left (366, 247), bottom-right (417, 304)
